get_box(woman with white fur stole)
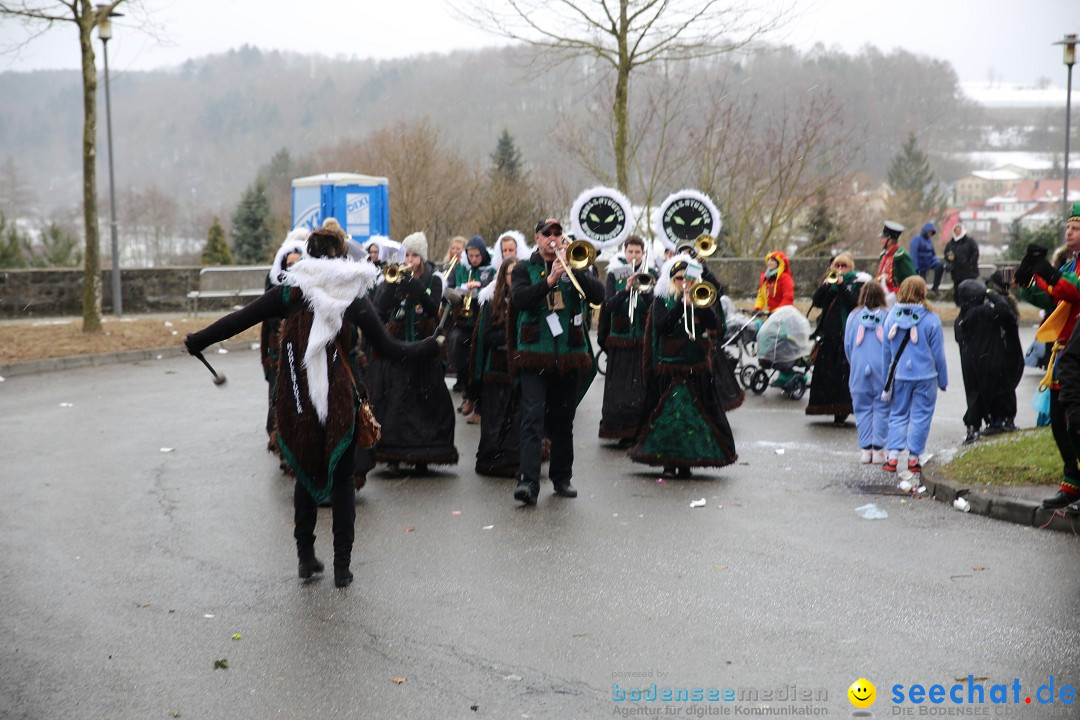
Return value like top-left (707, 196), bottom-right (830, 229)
top-left (185, 222), bottom-right (441, 588)
top-left (260, 229), bottom-right (308, 437)
top-left (369, 231), bottom-right (459, 473)
top-left (880, 276), bottom-right (948, 475)
top-left (629, 254), bottom-right (738, 478)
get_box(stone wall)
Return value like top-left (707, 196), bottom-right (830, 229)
top-left (0, 268), bottom-right (200, 318)
top-left (0, 257), bottom-right (884, 318)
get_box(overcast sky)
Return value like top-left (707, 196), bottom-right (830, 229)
top-left (0, 0), bottom-right (1077, 87)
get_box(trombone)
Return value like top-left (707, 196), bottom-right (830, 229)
top-left (554, 238), bottom-right (597, 299)
top-left (682, 280), bottom-right (718, 341)
top-left (694, 233), bottom-right (718, 258)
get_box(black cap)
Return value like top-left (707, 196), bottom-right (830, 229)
top-left (535, 217), bottom-right (563, 234)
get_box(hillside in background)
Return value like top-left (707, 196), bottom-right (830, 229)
top-left (0, 41), bottom-right (1068, 258)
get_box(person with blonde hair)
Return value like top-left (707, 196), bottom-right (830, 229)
top-left (806, 253), bottom-right (862, 422)
top-left (844, 280), bottom-right (889, 463)
top-left (880, 276), bottom-right (948, 475)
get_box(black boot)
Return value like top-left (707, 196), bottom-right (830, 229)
top-left (963, 426), bottom-right (979, 445)
top-left (514, 476), bottom-right (539, 505)
top-left (334, 566), bottom-right (353, 588)
top-left (675, 467), bottom-right (693, 479)
top-left (298, 553), bottom-right (324, 579)
top-left (552, 479), bottom-right (578, 498)
top-left (1042, 490), bottom-right (1080, 509)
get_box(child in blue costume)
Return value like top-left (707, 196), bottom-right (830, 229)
top-left (844, 280), bottom-right (889, 464)
top-left (881, 276), bottom-right (948, 474)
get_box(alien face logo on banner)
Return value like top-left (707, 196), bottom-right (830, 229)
top-left (662, 198), bottom-right (713, 243)
top-left (577, 195), bottom-right (627, 244)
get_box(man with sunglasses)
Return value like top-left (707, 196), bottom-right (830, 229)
top-left (507, 217), bottom-right (605, 504)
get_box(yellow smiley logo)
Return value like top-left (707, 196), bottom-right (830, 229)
top-left (848, 678), bottom-right (876, 708)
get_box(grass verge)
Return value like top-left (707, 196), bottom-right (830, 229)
top-left (944, 427), bottom-right (1060, 486)
top-left (0, 314), bottom-right (259, 364)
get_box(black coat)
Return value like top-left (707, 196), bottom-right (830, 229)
top-left (944, 235), bottom-right (980, 286)
top-left (955, 290), bottom-right (1023, 427)
top-left (806, 277), bottom-right (859, 415)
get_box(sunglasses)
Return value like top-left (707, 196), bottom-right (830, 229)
top-left (834, 263), bottom-right (850, 269)
top-left (542, 229), bottom-right (562, 238)
top-left (671, 274), bottom-right (687, 282)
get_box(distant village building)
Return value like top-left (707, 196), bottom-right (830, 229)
top-left (953, 169), bottom-right (1025, 207)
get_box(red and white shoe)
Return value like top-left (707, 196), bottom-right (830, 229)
top-left (882, 458), bottom-right (898, 473)
top-left (859, 449), bottom-right (873, 464)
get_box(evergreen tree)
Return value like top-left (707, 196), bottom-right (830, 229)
top-left (202, 216), bottom-right (233, 265)
top-left (1004, 219), bottom-right (1060, 261)
top-left (258, 147), bottom-right (294, 237)
top-left (34, 223), bottom-right (82, 267)
top-left (230, 181), bottom-right (273, 264)
top-left (0, 213), bottom-right (26, 268)
top-left (884, 132), bottom-right (945, 234)
top-left (490, 129), bottom-right (523, 184)
top-left (800, 188), bottom-right (840, 255)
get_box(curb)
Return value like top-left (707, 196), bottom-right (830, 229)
top-left (0, 339), bottom-right (257, 379)
top-left (922, 468), bottom-right (1079, 535)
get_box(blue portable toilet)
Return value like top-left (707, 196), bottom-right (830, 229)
top-left (291, 173), bottom-right (390, 244)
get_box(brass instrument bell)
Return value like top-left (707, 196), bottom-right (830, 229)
top-left (694, 233), bottom-right (717, 258)
top-left (565, 239), bottom-right (597, 270)
top-left (688, 280), bottom-right (718, 309)
top-left (384, 263), bottom-right (413, 283)
top-left (825, 270), bottom-right (841, 285)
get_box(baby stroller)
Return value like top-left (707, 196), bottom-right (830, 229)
top-left (746, 305), bottom-right (813, 400)
top-left (720, 298), bottom-right (760, 382)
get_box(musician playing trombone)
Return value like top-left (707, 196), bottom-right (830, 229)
top-left (628, 254), bottom-right (737, 478)
top-left (508, 217), bottom-right (605, 505)
top-left (598, 235), bottom-right (656, 444)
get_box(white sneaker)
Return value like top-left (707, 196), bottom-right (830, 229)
top-left (872, 449), bottom-right (886, 464)
top-left (859, 449), bottom-right (873, 464)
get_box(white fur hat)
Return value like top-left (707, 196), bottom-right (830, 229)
top-left (402, 231), bottom-right (429, 261)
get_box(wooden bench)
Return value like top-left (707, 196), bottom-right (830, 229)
top-left (187, 266), bottom-right (270, 317)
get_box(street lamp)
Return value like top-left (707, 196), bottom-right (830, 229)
top-left (1055, 33), bottom-right (1077, 233)
top-left (97, 4), bottom-right (123, 315)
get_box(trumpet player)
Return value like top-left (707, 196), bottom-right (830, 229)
top-left (628, 254), bottom-right (737, 478)
top-left (447, 235), bottom-right (495, 396)
top-left (370, 231), bottom-right (459, 475)
top-left (599, 235), bottom-right (655, 444)
top-left (806, 253), bottom-right (862, 423)
top-left (508, 217), bottom-right (605, 504)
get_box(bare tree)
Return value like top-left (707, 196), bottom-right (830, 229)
top-left (690, 89), bottom-right (858, 258)
top-left (458, 0), bottom-right (787, 193)
top-left (0, 0), bottom-right (131, 330)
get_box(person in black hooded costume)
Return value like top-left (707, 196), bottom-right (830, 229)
top-left (954, 277), bottom-right (1024, 444)
top-left (447, 234), bottom-right (496, 397)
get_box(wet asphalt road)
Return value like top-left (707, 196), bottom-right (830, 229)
top-left (2, 325), bottom-right (1079, 720)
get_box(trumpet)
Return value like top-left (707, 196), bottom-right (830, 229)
top-left (383, 263), bottom-right (413, 283)
top-left (825, 270), bottom-right (841, 285)
top-left (627, 265), bottom-right (655, 325)
top-left (554, 238), bottom-right (597, 298)
top-left (461, 291), bottom-right (475, 319)
top-left (683, 280), bottom-right (717, 341)
top-left (695, 233), bottom-right (717, 258)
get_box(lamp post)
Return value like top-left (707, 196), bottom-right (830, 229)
top-left (1056, 33), bottom-right (1077, 232)
top-left (97, 5), bottom-right (123, 315)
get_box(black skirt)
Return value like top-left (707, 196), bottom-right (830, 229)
top-left (805, 335), bottom-right (852, 416)
top-left (600, 345), bottom-right (646, 439)
top-left (475, 379), bottom-right (521, 477)
top-left (368, 356), bottom-right (459, 465)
